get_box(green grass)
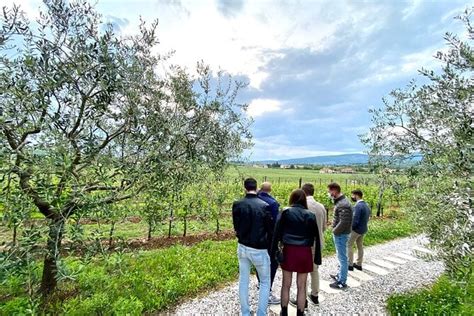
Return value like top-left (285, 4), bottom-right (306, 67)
top-left (227, 166), bottom-right (375, 184)
top-left (386, 274), bottom-right (473, 315)
top-left (61, 239), bottom-right (240, 314)
top-left (1, 215), bottom-right (414, 315)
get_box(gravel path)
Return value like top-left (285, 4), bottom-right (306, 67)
top-left (174, 236), bottom-right (443, 315)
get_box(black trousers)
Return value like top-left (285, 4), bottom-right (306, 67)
top-left (256, 249), bottom-right (279, 288)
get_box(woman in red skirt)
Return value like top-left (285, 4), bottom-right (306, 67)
top-left (271, 189), bottom-right (322, 316)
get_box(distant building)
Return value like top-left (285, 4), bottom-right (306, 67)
top-left (341, 167), bottom-right (355, 174)
top-left (320, 167), bottom-right (335, 174)
top-left (384, 168), bottom-right (396, 174)
top-left (280, 164), bottom-right (291, 169)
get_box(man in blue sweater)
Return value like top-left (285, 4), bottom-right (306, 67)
top-left (257, 182), bottom-right (280, 304)
top-left (348, 189), bottom-right (371, 271)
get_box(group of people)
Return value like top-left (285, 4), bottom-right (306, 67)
top-left (232, 179), bottom-right (371, 316)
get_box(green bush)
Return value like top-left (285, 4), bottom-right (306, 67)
top-left (0, 296), bottom-right (38, 315)
top-left (387, 274), bottom-right (473, 315)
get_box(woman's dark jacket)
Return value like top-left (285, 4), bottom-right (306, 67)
top-left (271, 204), bottom-right (322, 265)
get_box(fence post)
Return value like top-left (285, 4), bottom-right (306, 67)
top-left (299, 177), bottom-right (302, 188)
top-left (264, 176), bottom-right (267, 182)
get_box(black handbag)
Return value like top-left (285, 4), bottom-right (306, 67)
top-left (275, 243), bottom-right (284, 263)
top-left (275, 208), bottom-right (288, 264)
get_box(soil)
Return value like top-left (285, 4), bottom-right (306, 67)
top-left (126, 230), bottom-right (235, 250)
top-left (55, 230), bottom-right (236, 256)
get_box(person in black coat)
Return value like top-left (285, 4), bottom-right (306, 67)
top-left (232, 178), bottom-right (274, 316)
top-left (271, 189), bottom-right (322, 316)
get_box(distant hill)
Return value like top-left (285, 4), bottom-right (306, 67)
top-left (255, 153), bottom-right (369, 166)
top-left (254, 153), bottom-right (422, 166)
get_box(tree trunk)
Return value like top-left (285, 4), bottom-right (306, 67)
top-left (215, 217), bottom-right (220, 235)
top-left (147, 221), bottom-right (152, 241)
top-left (376, 179), bottom-right (385, 217)
top-left (40, 218), bottom-right (64, 295)
top-left (108, 221), bottom-right (116, 248)
top-left (183, 215), bottom-right (187, 237)
top-left (168, 208), bottom-right (173, 238)
top-left (12, 224), bottom-right (18, 245)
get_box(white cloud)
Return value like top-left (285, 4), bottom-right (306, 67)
top-left (249, 136), bottom-right (345, 161)
top-left (8, 0), bottom-right (390, 90)
top-left (349, 44), bottom-right (442, 89)
top-left (247, 98), bottom-right (283, 117)
top-left (5, 0), bottom-right (41, 19)
top-left (98, 0), bottom-right (378, 89)
top-left (400, 46), bottom-right (439, 73)
top-left (402, 0), bottom-right (423, 21)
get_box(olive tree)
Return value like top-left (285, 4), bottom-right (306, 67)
top-left (362, 8), bottom-right (473, 288)
top-left (0, 0), bottom-right (251, 295)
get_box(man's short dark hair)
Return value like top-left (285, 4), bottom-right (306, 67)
top-left (327, 182), bottom-right (341, 193)
top-left (302, 183), bottom-right (315, 196)
top-left (351, 189), bottom-right (363, 198)
top-left (244, 178), bottom-right (257, 191)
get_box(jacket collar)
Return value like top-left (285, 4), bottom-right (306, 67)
top-left (258, 191), bottom-right (274, 199)
top-left (334, 194), bottom-right (346, 203)
top-left (245, 193), bottom-right (258, 198)
top-left (356, 199), bottom-right (364, 205)
top-left (290, 203), bottom-right (307, 209)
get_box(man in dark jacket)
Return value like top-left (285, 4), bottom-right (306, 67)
top-left (328, 182), bottom-right (353, 289)
top-left (232, 178), bottom-right (273, 316)
top-left (257, 182), bottom-right (280, 305)
top-left (348, 189), bottom-right (371, 271)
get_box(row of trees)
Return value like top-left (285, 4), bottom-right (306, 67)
top-left (0, 0), bottom-right (251, 295)
top-left (1, 173), bottom-right (406, 258)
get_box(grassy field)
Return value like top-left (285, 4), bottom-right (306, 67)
top-left (1, 216), bottom-right (415, 315)
top-left (227, 165), bottom-right (375, 185)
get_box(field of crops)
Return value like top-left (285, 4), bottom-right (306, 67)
top-left (0, 166), bottom-right (407, 246)
top-left (227, 166), bottom-right (375, 183)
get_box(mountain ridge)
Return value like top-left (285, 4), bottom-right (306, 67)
top-left (254, 153), bottom-right (369, 166)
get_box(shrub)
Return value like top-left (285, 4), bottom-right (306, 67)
top-left (387, 274), bottom-right (473, 316)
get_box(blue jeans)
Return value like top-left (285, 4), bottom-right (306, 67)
top-left (333, 233), bottom-right (350, 284)
top-left (237, 243), bottom-right (270, 316)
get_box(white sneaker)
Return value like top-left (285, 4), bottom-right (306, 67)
top-left (268, 293), bottom-right (281, 305)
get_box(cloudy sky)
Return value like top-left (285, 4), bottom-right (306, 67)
top-left (11, 0), bottom-right (469, 160)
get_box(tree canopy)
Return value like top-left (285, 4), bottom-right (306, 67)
top-left (0, 0), bottom-right (251, 295)
top-left (362, 8), bottom-right (473, 288)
